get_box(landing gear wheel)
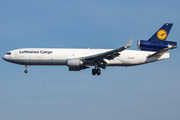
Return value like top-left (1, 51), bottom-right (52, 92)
top-left (97, 69), bottom-right (101, 75)
top-left (92, 68), bottom-right (101, 76)
top-left (92, 69), bottom-right (96, 75)
top-left (24, 70), bottom-right (28, 73)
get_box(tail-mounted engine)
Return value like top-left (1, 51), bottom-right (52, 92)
top-left (137, 40), bottom-right (177, 51)
top-left (67, 58), bottom-right (89, 71)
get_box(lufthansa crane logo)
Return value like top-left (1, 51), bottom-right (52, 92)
top-left (157, 29), bottom-right (167, 40)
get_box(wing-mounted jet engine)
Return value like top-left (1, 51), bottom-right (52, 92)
top-left (67, 58), bottom-right (89, 71)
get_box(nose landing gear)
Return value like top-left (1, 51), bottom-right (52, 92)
top-left (24, 70), bottom-right (28, 73)
top-left (24, 65), bottom-right (28, 73)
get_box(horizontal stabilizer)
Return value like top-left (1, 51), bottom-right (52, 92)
top-left (147, 48), bottom-right (169, 58)
top-left (147, 45), bottom-right (177, 58)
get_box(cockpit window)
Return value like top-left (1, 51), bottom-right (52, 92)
top-left (6, 52), bottom-right (11, 55)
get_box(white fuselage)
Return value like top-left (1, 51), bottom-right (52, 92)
top-left (2, 48), bottom-right (169, 67)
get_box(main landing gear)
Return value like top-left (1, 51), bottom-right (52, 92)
top-left (92, 68), bottom-right (101, 76)
top-left (92, 61), bottom-right (101, 76)
top-left (24, 65), bottom-right (28, 73)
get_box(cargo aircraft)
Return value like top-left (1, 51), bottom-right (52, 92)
top-left (2, 23), bottom-right (177, 75)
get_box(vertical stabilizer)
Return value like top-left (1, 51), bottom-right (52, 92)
top-left (148, 23), bottom-right (173, 42)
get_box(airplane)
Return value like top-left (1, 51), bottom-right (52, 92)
top-left (2, 23), bottom-right (177, 75)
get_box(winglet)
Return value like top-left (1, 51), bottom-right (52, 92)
top-left (125, 39), bottom-right (133, 48)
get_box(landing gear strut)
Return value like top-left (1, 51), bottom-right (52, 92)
top-left (24, 65), bottom-right (28, 73)
top-left (92, 61), bottom-right (101, 76)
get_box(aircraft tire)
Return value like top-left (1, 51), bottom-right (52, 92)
top-left (92, 69), bottom-right (96, 75)
top-left (24, 70), bottom-right (28, 73)
top-left (97, 69), bottom-right (101, 75)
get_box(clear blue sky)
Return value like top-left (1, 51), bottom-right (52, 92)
top-left (0, 0), bottom-right (180, 120)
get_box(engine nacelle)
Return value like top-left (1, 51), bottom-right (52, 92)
top-left (67, 58), bottom-right (83, 67)
top-left (137, 40), bottom-right (177, 51)
top-left (67, 59), bottom-right (85, 71)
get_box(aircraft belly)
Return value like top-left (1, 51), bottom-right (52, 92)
top-left (17, 59), bottom-right (67, 65)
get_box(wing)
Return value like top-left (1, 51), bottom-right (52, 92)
top-left (83, 39), bottom-right (133, 61)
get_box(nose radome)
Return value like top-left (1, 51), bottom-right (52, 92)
top-left (2, 55), bottom-right (5, 60)
top-left (2, 55), bottom-right (7, 60)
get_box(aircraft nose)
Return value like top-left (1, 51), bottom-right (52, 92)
top-left (2, 55), bottom-right (7, 61)
top-left (2, 55), bottom-right (5, 60)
